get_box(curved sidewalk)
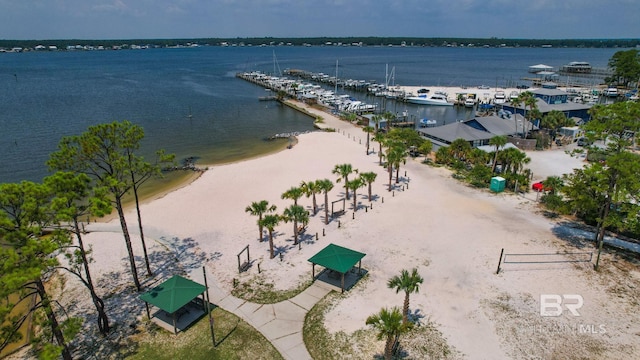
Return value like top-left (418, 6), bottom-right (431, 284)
top-left (189, 268), bottom-right (333, 360)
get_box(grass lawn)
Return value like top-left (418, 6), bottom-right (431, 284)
top-left (126, 307), bottom-right (283, 360)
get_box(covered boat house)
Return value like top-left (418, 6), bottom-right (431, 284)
top-left (308, 243), bottom-right (366, 293)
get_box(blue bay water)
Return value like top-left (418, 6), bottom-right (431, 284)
top-left (0, 46), bottom-right (620, 183)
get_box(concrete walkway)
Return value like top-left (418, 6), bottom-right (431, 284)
top-left (190, 268), bottom-right (334, 360)
top-left (84, 222), bottom-right (336, 359)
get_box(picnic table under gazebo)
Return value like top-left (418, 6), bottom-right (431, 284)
top-left (139, 275), bottom-right (208, 334)
top-left (308, 243), bottom-right (366, 293)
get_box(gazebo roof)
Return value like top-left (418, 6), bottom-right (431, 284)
top-left (139, 275), bottom-right (206, 314)
top-left (308, 243), bottom-right (366, 274)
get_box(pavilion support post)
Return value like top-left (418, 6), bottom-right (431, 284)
top-left (341, 273), bottom-right (345, 293)
top-left (145, 302), bottom-right (150, 320)
top-left (173, 313), bottom-right (177, 335)
top-left (312, 264), bottom-right (315, 280)
top-left (203, 266), bottom-right (216, 347)
top-left (358, 260), bottom-right (362, 275)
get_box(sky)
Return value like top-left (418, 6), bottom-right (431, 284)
top-left (0, 0), bottom-right (638, 40)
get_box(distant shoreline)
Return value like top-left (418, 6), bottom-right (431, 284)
top-left (2, 37), bottom-right (638, 52)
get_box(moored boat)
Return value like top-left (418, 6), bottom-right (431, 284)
top-left (603, 87), bottom-right (618, 97)
top-left (405, 93), bottom-right (453, 106)
top-left (419, 118), bottom-right (437, 127)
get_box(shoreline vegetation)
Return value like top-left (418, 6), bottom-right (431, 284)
top-left (2, 37), bottom-right (639, 51)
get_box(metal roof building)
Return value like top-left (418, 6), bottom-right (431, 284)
top-left (417, 114), bottom-right (529, 148)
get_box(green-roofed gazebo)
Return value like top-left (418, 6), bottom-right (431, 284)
top-left (308, 243), bottom-right (366, 293)
top-left (140, 275), bottom-right (207, 334)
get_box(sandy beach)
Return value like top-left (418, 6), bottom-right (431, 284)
top-left (59, 100), bottom-right (640, 359)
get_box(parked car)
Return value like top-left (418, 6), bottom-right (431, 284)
top-left (577, 137), bottom-right (592, 146)
top-left (532, 181), bottom-right (553, 192)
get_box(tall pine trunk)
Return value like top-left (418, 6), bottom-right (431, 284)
top-left (73, 218), bottom-right (110, 334)
top-left (115, 195), bottom-right (141, 291)
top-left (36, 279), bottom-right (72, 360)
top-left (129, 154), bottom-right (152, 276)
top-left (132, 183), bottom-right (152, 276)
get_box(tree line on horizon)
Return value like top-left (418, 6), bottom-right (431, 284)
top-left (1, 37), bottom-right (638, 50)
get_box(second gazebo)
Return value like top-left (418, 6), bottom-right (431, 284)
top-left (308, 243), bottom-right (366, 293)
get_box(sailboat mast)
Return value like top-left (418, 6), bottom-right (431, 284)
top-left (335, 60), bottom-right (338, 94)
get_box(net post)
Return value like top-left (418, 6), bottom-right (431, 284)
top-left (496, 248), bottom-right (504, 274)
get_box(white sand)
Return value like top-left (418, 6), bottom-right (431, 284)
top-left (72, 100), bottom-right (639, 359)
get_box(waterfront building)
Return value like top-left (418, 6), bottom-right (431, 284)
top-left (501, 88), bottom-right (592, 122)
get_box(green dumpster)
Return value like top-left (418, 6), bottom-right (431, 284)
top-left (490, 176), bottom-right (506, 193)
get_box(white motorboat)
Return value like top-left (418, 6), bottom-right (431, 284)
top-left (603, 88), bottom-right (618, 97)
top-left (405, 93), bottom-right (453, 106)
top-left (419, 118), bottom-right (437, 127)
top-left (464, 98), bottom-right (476, 107)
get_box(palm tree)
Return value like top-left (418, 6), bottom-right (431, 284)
top-left (373, 132), bottom-right (386, 165)
top-left (371, 114), bottom-right (383, 134)
top-left (543, 175), bottom-right (564, 195)
top-left (259, 214), bottom-right (280, 259)
top-left (468, 148), bottom-right (490, 167)
top-left (245, 200), bottom-right (276, 241)
top-left (383, 141), bottom-right (405, 191)
top-left (359, 172), bottom-right (378, 202)
top-left (343, 112), bottom-right (358, 123)
top-left (316, 178), bottom-right (334, 225)
top-left (510, 95), bottom-right (523, 137)
top-left (281, 186), bottom-right (304, 206)
top-left (418, 140), bottom-right (433, 162)
top-left (510, 148), bottom-right (531, 175)
top-left (387, 268), bottom-right (424, 324)
top-left (449, 138), bottom-right (472, 162)
top-left (363, 125), bottom-right (375, 155)
top-left (382, 111), bottom-right (395, 131)
top-left (392, 146), bottom-right (408, 184)
top-left (517, 91), bottom-right (538, 139)
top-left (346, 177), bottom-right (365, 212)
top-left (300, 180), bottom-right (321, 214)
top-left (282, 204), bottom-right (309, 246)
top-left (332, 163), bottom-right (357, 200)
top-left (365, 307), bottom-right (411, 360)
top-left (541, 110), bottom-right (573, 146)
top-left (489, 135), bottom-right (508, 173)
